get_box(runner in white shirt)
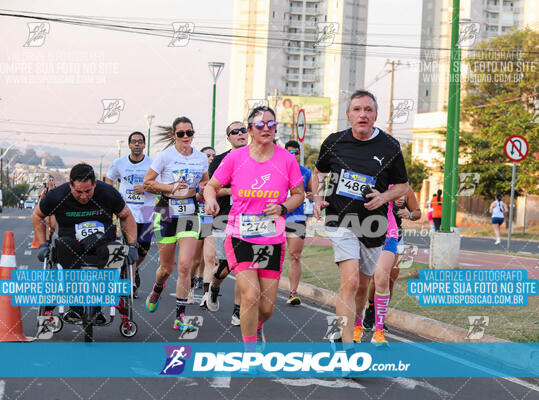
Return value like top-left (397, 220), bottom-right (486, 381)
top-left (106, 131), bottom-right (155, 298)
top-left (143, 116), bottom-right (209, 332)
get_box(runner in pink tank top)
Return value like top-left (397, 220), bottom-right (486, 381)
top-left (204, 106), bottom-right (304, 353)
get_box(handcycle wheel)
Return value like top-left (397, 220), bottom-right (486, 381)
top-left (119, 320), bottom-right (138, 338)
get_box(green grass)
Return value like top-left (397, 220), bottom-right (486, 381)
top-left (284, 245), bottom-right (539, 342)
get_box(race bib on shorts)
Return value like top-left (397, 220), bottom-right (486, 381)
top-left (240, 214), bottom-right (276, 238)
top-left (336, 169), bottom-right (376, 201)
top-left (125, 189), bottom-right (143, 204)
top-left (170, 198), bottom-right (195, 217)
top-left (75, 221), bottom-right (105, 241)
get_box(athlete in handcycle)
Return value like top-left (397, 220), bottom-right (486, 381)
top-left (32, 163), bottom-right (140, 341)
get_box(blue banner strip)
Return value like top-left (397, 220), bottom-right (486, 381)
top-left (0, 342), bottom-right (537, 378)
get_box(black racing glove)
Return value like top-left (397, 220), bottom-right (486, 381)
top-left (127, 244), bottom-right (139, 265)
top-left (37, 243), bottom-right (50, 262)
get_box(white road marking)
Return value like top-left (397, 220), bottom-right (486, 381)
top-left (460, 262), bottom-right (479, 266)
top-left (0, 380), bottom-right (5, 400)
top-left (273, 378), bottom-right (365, 389)
top-left (391, 377), bottom-right (450, 397)
top-left (209, 377), bottom-right (231, 388)
top-left (24, 250), bottom-right (32, 255)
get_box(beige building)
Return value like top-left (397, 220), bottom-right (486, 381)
top-left (227, 0), bottom-right (369, 147)
top-left (413, 0), bottom-right (537, 206)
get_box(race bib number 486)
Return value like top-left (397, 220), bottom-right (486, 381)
top-left (336, 169), bottom-right (376, 201)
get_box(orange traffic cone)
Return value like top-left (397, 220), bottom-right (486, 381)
top-left (0, 231), bottom-right (33, 342)
top-left (30, 234), bottom-right (39, 249)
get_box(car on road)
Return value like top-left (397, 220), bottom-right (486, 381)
top-left (24, 199), bottom-right (36, 209)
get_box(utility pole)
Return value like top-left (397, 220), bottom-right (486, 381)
top-left (385, 60), bottom-right (401, 135)
top-left (441, 0), bottom-right (461, 233)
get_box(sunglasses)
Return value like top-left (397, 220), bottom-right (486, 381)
top-left (252, 120), bottom-right (278, 130)
top-left (228, 127), bottom-right (247, 136)
top-left (175, 130), bottom-right (195, 138)
top-left (288, 149), bottom-right (299, 155)
top-left (130, 139), bottom-right (144, 144)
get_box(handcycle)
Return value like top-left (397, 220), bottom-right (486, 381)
top-left (36, 241), bottom-right (138, 342)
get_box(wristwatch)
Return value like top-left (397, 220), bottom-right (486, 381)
top-left (127, 242), bottom-right (138, 248)
top-left (279, 204), bottom-right (288, 215)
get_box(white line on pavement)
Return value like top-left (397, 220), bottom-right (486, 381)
top-left (0, 380), bottom-right (5, 400)
top-left (273, 378), bottom-right (365, 389)
top-left (392, 377), bottom-right (450, 398)
top-left (210, 377), bottom-right (231, 388)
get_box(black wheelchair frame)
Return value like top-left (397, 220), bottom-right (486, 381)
top-left (36, 242), bottom-right (138, 342)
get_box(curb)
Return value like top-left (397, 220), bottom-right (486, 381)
top-left (278, 277), bottom-right (539, 372)
top-left (278, 276), bottom-right (505, 343)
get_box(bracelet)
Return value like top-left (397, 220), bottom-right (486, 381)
top-left (127, 242), bottom-right (138, 248)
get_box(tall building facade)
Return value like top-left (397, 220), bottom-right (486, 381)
top-left (227, 0), bottom-right (368, 147)
top-left (413, 0), bottom-right (537, 206)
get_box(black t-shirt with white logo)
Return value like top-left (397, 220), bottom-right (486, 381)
top-left (209, 149), bottom-right (232, 219)
top-left (315, 128), bottom-right (408, 247)
top-left (39, 181), bottom-right (125, 241)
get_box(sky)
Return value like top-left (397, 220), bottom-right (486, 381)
top-left (0, 0), bottom-right (422, 169)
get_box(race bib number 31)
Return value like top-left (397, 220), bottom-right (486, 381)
top-left (125, 189), bottom-right (143, 204)
top-left (75, 221), bottom-right (105, 240)
top-left (336, 169), bottom-right (376, 201)
top-left (240, 214), bottom-right (276, 238)
top-left (170, 198), bottom-right (196, 217)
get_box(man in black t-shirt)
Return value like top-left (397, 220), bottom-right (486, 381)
top-left (200, 121), bottom-right (247, 327)
top-left (313, 90), bottom-right (409, 345)
top-left (32, 163), bottom-right (138, 323)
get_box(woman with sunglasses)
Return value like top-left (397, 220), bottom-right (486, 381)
top-left (143, 116), bottom-right (209, 331)
top-left (204, 106), bottom-right (304, 351)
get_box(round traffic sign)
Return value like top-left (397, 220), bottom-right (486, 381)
top-left (296, 109), bottom-right (306, 142)
top-left (504, 135), bottom-right (529, 162)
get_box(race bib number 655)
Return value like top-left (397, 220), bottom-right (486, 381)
top-left (75, 221), bottom-right (105, 241)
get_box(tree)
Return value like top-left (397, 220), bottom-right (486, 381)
top-left (1, 182), bottom-right (30, 207)
top-left (438, 29), bottom-right (538, 199)
top-left (402, 143), bottom-right (429, 193)
top-left (303, 143), bottom-right (319, 171)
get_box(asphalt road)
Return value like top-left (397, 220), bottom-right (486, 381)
top-left (1, 208), bottom-right (538, 400)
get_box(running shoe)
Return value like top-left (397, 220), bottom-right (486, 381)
top-left (207, 283), bottom-right (220, 312)
top-left (353, 325), bottom-right (363, 343)
top-left (371, 329), bottom-right (389, 347)
top-left (256, 328), bottom-right (266, 352)
top-left (362, 304), bottom-right (375, 331)
top-left (187, 287), bottom-right (195, 304)
top-left (173, 313), bottom-right (197, 332)
top-left (495, 238), bottom-right (501, 245)
top-left (286, 290), bottom-right (301, 305)
top-left (231, 309), bottom-right (241, 326)
top-left (199, 292), bottom-right (208, 309)
top-left (132, 284), bottom-right (138, 299)
top-left (63, 308), bottom-right (82, 324)
top-left (145, 284), bottom-right (164, 313)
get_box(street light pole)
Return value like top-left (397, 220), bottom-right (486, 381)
top-left (144, 114), bottom-right (155, 156)
top-left (208, 62), bottom-right (225, 148)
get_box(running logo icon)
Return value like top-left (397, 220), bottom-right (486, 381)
top-left (98, 99), bottom-right (125, 124)
top-left (390, 99), bottom-right (414, 124)
top-left (24, 22), bottom-right (50, 47)
top-left (324, 316), bottom-right (347, 340)
top-left (177, 316), bottom-right (203, 340)
top-left (466, 316), bottom-right (489, 339)
top-left (169, 22), bottom-right (195, 47)
top-left (252, 245), bottom-right (274, 269)
top-left (160, 345), bottom-right (191, 375)
top-left (458, 22), bottom-right (481, 48)
top-left (458, 173), bottom-right (480, 197)
top-left (251, 174), bottom-right (271, 190)
top-left (315, 22), bottom-right (339, 47)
